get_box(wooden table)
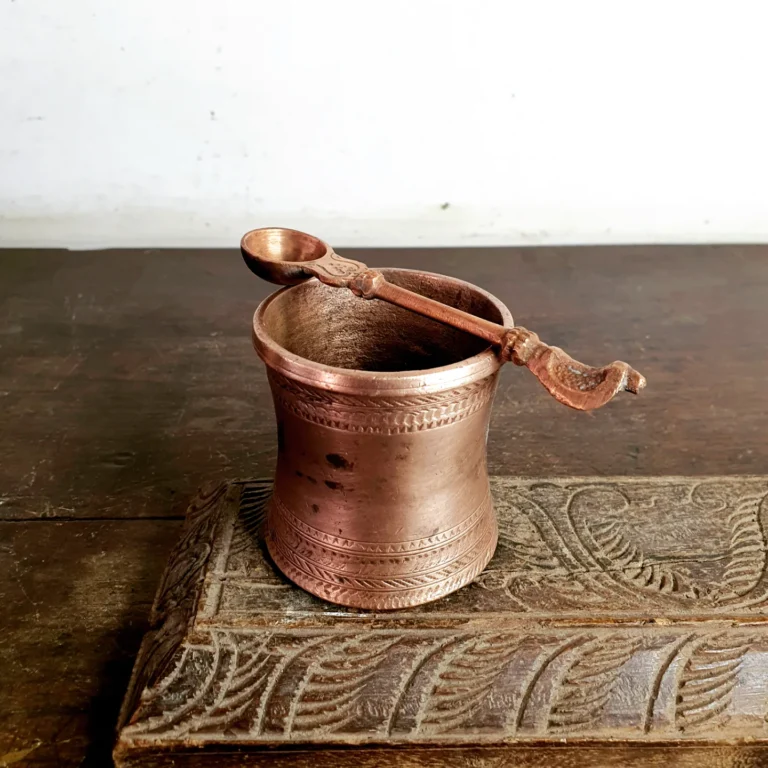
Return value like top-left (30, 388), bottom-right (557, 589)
top-left (2, 245), bottom-right (766, 766)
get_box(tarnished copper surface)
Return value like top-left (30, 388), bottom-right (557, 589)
top-left (252, 269), bottom-right (510, 609)
top-left (244, 228), bottom-right (646, 609)
top-left (242, 227), bottom-right (646, 411)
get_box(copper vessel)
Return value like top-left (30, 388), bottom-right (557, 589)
top-left (246, 228), bottom-right (645, 610)
top-left (253, 269), bottom-right (512, 609)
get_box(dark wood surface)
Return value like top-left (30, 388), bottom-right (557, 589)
top-left (2, 245), bottom-right (767, 766)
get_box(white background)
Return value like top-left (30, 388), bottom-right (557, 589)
top-left (1, 1), bottom-right (767, 248)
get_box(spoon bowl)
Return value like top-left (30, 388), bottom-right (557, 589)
top-left (241, 227), bottom-right (331, 285)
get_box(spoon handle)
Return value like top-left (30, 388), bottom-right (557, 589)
top-left (296, 253), bottom-right (646, 411)
top-left (342, 268), bottom-right (645, 411)
top-left (499, 327), bottom-right (646, 411)
top-left (350, 269), bottom-right (505, 345)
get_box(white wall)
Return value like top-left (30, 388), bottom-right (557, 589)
top-left (1, 1), bottom-right (767, 249)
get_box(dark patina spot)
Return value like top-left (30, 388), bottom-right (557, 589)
top-left (326, 453), bottom-right (353, 470)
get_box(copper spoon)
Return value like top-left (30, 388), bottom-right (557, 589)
top-left (241, 227), bottom-right (646, 411)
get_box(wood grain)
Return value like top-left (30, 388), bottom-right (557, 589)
top-left (2, 245), bottom-right (768, 766)
top-left (2, 246), bottom-right (768, 523)
top-left (0, 517), bottom-right (181, 767)
top-left (113, 745), bottom-right (768, 768)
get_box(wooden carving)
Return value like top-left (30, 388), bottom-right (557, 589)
top-left (115, 477), bottom-right (768, 766)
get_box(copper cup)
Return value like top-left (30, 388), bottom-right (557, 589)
top-left (252, 268), bottom-right (513, 610)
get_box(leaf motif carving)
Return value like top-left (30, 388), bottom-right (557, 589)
top-left (548, 634), bottom-right (640, 733)
top-left (496, 506), bottom-right (563, 571)
top-left (183, 632), bottom-right (273, 734)
top-left (285, 634), bottom-right (398, 735)
top-left (715, 494), bottom-right (768, 603)
top-left (415, 634), bottom-right (520, 734)
top-left (229, 481), bottom-right (272, 556)
top-left (473, 498), bottom-right (566, 606)
top-left (588, 516), bottom-right (700, 599)
top-left (151, 484), bottom-right (225, 623)
top-left (120, 628), bottom-right (765, 744)
top-left (675, 633), bottom-right (751, 731)
top-left (129, 633), bottom-right (345, 737)
top-left (126, 631), bottom-right (271, 736)
top-left (118, 485), bottom-right (229, 731)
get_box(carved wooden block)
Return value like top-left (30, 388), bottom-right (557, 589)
top-left (114, 477), bottom-right (768, 767)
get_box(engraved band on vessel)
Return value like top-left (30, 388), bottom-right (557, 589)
top-left (267, 522), bottom-right (497, 610)
top-left (267, 370), bottom-right (498, 434)
top-left (269, 491), bottom-right (492, 554)
top-left (268, 493), bottom-right (493, 579)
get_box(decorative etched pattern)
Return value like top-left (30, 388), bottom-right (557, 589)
top-left (269, 491), bottom-right (490, 555)
top-left (715, 494), bottom-right (768, 604)
top-left (264, 490), bottom-right (497, 610)
top-left (117, 483), bottom-right (230, 729)
top-left (583, 508), bottom-right (700, 600)
top-left (471, 477), bottom-right (768, 615)
top-left (414, 634), bottom-right (521, 734)
top-left (121, 628), bottom-right (768, 743)
top-left (267, 369), bottom-right (498, 434)
top-left (117, 476), bottom-right (768, 761)
top-left (285, 634), bottom-right (398, 734)
top-left (197, 477), bottom-right (768, 618)
top-left (267, 516), bottom-right (497, 611)
top-left (547, 634), bottom-right (640, 733)
top-left (233, 481), bottom-right (271, 545)
top-left (674, 632), bottom-right (752, 732)
top-left (310, 250), bottom-right (368, 281)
